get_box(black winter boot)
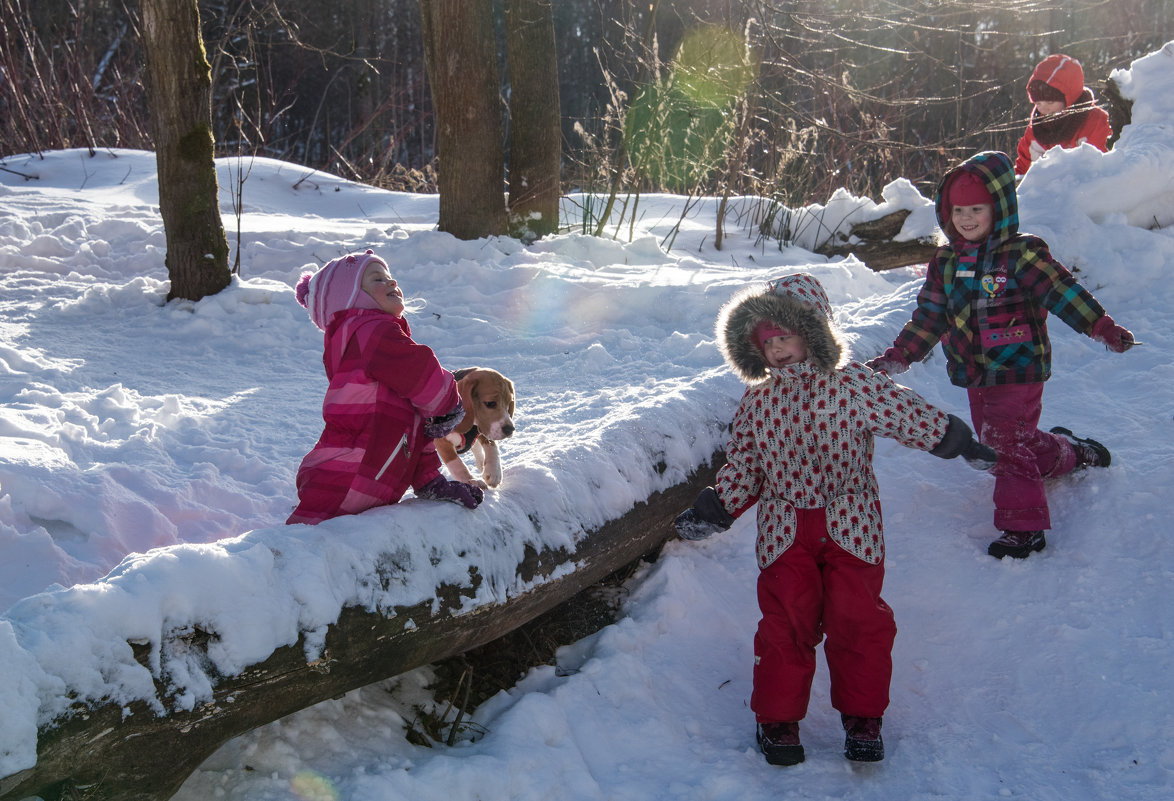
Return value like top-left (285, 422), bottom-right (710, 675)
top-left (988, 530), bottom-right (1046, 559)
top-left (1050, 427), bottom-right (1111, 468)
top-left (757, 722), bottom-right (805, 766)
top-left (842, 715), bottom-right (884, 762)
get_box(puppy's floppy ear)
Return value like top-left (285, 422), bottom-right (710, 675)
top-left (504, 377), bottom-right (515, 417)
top-left (451, 370), bottom-right (477, 434)
top-left (466, 371), bottom-right (483, 404)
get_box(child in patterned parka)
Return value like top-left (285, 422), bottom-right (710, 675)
top-left (674, 273), bottom-right (996, 766)
top-left (867, 151), bottom-right (1134, 559)
top-left (287, 250), bottom-right (484, 525)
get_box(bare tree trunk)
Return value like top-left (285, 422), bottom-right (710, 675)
top-left (503, 0), bottom-right (561, 241)
top-left (139, 0), bottom-right (230, 302)
top-left (418, 0), bottom-right (508, 240)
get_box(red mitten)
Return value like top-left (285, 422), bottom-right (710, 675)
top-left (865, 346), bottom-right (910, 375)
top-left (1091, 316), bottom-right (1135, 353)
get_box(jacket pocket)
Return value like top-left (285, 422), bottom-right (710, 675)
top-left (374, 433), bottom-right (410, 481)
top-left (980, 324), bottom-right (1031, 349)
top-left (826, 494), bottom-right (884, 564)
top-left (756, 497), bottom-right (797, 570)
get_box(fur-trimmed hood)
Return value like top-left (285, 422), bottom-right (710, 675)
top-left (716, 273), bottom-right (846, 383)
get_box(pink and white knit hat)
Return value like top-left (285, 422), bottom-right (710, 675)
top-left (295, 250), bottom-right (386, 331)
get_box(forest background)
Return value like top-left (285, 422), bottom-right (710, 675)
top-left (3, 0), bottom-right (1173, 220)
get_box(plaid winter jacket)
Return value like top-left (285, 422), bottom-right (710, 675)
top-left (287, 308), bottom-right (459, 525)
top-left (890, 151), bottom-right (1107, 388)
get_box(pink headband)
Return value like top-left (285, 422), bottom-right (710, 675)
top-left (754, 320), bottom-right (790, 351)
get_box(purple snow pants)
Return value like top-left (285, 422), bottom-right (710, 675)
top-left (966, 383), bottom-right (1079, 532)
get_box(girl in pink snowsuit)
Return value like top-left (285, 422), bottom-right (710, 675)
top-left (287, 250), bottom-right (482, 525)
top-left (674, 273), bottom-right (995, 767)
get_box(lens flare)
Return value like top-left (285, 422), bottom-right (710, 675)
top-left (290, 770), bottom-right (339, 801)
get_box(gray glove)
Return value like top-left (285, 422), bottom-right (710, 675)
top-left (424, 399), bottom-right (465, 439)
top-left (674, 487), bottom-right (735, 541)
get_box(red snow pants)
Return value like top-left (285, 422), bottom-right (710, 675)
top-left (751, 507), bottom-right (896, 723)
top-left (967, 382), bottom-right (1078, 532)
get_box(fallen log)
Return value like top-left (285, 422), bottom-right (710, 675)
top-left (1100, 75), bottom-right (1132, 147)
top-left (0, 450), bottom-right (723, 801)
top-left (815, 209), bottom-right (939, 272)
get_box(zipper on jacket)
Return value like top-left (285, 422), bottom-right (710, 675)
top-left (375, 434), bottom-right (409, 481)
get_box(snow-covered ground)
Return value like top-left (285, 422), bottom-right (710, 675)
top-left (1, 41), bottom-right (1172, 801)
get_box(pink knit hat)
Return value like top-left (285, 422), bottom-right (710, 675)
top-left (295, 250), bottom-right (386, 331)
top-left (947, 172), bottom-right (993, 208)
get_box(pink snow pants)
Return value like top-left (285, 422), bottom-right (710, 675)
top-left (967, 383), bottom-right (1078, 532)
top-left (751, 507), bottom-right (896, 723)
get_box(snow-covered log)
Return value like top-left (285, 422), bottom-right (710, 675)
top-left (814, 208), bottom-right (940, 271)
top-left (0, 451), bottom-right (723, 801)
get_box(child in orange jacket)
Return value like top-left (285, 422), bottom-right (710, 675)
top-left (1014, 54), bottom-right (1111, 176)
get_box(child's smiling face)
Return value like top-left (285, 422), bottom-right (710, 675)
top-left (361, 262), bottom-right (405, 317)
top-left (762, 331), bottom-right (808, 368)
top-left (951, 203), bottom-right (994, 242)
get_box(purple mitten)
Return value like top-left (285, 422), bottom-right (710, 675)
top-left (424, 398), bottom-right (465, 439)
top-left (865, 347), bottom-right (910, 375)
top-left (1091, 315), bottom-right (1135, 353)
top-left (417, 475), bottom-right (484, 509)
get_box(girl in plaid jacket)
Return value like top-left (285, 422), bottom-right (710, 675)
top-left (867, 151), bottom-right (1135, 559)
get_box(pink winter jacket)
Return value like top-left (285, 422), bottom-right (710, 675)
top-left (287, 308), bottom-right (460, 525)
top-left (715, 362), bottom-right (950, 567)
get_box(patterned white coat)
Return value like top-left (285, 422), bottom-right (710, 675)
top-left (712, 274), bottom-right (954, 568)
top-left (716, 361), bottom-right (950, 567)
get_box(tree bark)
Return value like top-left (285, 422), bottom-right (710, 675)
top-left (418, 0), bottom-right (508, 239)
top-left (503, 0), bottom-right (562, 241)
top-left (0, 451), bottom-right (725, 801)
top-left (139, 0), bottom-right (231, 302)
top-left (1100, 76), bottom-right (1132, 147)
top-left (814, 209), bottom-right (940, 272)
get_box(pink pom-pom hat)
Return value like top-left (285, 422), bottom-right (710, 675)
top-left (298, 249), bottom-right (385, 331)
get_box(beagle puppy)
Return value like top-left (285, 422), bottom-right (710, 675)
top-left (435, 367), bottom-right (516, 488)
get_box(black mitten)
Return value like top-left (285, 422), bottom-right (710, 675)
top-left (930, 414), bottom-right (997, 471)
top-left (960, 437), bottom-right (998, 471)
top-left (674, 487), bottom-right (735, 541)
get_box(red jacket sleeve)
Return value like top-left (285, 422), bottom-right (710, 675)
top-left (1015, 130), bottom-right (1035, 176)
